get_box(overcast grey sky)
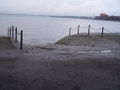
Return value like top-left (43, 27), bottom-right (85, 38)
top-left (0, 0), bottom-right (120, 16)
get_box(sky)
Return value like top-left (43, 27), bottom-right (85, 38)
top-left (0, 0), bottom-right (120, 16)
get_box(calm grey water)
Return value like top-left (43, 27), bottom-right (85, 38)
top-left (0, 14), bottom-right (120, 45)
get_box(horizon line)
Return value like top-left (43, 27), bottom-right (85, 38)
top-left (0, 12), bottom-right (95, 17)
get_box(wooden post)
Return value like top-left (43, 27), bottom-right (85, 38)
top-left (20, 30), bottom-right (23, 50)
top-left (77, 25), bottom-right (80, 34)
top-left (15, 27), bottom-right (17, 43)
top-left (69, 27), bottom-right (71, 36)
top-left (101, 27), bottom-right (104, 38)
top-left (12, 25), bottom-right (14, 39)
top-left (7, 27), bottom-right (9, 37)
top-left (88, 24), bottom-right (90, 36)
top-left (10, 26), bottom-right (11, 38)
top-left (8, 27), bottom-right (10, 38)
top-left (8, 27), bottom-right (10, 37)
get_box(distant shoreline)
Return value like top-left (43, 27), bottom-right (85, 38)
top-left (0, 13), bottom-right (120, 22)
top-left (51, 16), bottom-right (120, 22)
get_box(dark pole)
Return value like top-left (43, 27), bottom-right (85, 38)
top-left (88, 24), bottom-right (90, 36)
top-left (12, 25), bottom-right (14, 39)
top-left (20, 30), bottom-right (23, 50)
top-left (77, 25), bottom-right (80, 34)
top-left (7, 27), bottom-right (9, 37)
top-left (10, 26), bottom-right (11, 38)
top-left (9, 27), bottom-right (10, 37)
top-left (15, 27), bottom-right (17, 43)
top-left (69, 27), bottom-right (71, 36)
top-left (101, 27), bottom-right (104, 38)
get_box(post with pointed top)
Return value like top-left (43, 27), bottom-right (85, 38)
top-left (12, 25), bottom-right (14, 39)
top-left (101, 27), bottom-right (104, 38)
top-left (15, 27), bottom-right (17, 43)
top-left (20, 30), bottom-right (23, 50)
top-left (69, 27), bottom-right (71, 36)
top-left (88, 24), bottom-right (90, 36)
top-left (77, 25), bottom-right (80, 34)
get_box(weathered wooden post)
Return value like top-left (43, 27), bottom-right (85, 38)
top-left (69, 27), bottom-right (71, 36)
top-left (101, 27), bottom-right (104, 38)
top-left (20, 30), bottom-right (23, 50)
top-left (15, 27), bottom-right (17, 43)
top-left (12, 25), bottom-right (14, 39)
top-left (88, 24), bottom-right (90, 36)
top-left (8, 27), bottom-right (10, 37)
top-left (7, 27), bottom-right (10, 37)
top-left (10, 26), bottom-right (11, 38)
top-left (77, 25), bottom-right (80, 34)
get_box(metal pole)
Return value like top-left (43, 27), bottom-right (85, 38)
top-left (69, 27), bottom-right (71, 36)
top-left (10, 26), bottom-right (11, 38)
top-left (101, 27), bottom-right (104, 38)
top-left (77, 25), bottom-right (80, 34)
top-left (9, 27), bottom-right (10, 37)
top-left (12, 25), bottom-right (14, 39)
top-left (7, 27), bottom-right (9, 37)
top-left (88, 24), bottom-right (90, 36)
top-left (20, 30), bottom-right (23, 50)
top-left (15, 27), bottom-right (17, 43)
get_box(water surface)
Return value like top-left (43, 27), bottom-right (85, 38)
top-left (0, 14), bottom-right (120, 45)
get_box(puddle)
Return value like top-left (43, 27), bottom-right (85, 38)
top-left (80, 50), bottom-right (111, 54)
top-left (101, 50), bottom-right (111, 53)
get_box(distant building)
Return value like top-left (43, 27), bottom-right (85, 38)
top-left (100, 13), bottom-right (109, 17)
top-left (94, 13), bottom-right (120, 21)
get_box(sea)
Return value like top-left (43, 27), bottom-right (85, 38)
top-left (0, 14), bottom-right (120, 45)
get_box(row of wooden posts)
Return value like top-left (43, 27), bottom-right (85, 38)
top-left (7, 25), bottom-right (23, 50)
top-left (69, 25), bottom-right (104, 38)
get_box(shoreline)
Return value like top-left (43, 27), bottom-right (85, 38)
top-left (56, 33), bottom-right (120, 46)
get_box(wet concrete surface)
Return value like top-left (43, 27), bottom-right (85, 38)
top-left (0, 36), bottom-right (120, 90)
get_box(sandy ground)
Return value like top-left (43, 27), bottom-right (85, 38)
top-left (0, 34), bottom-right (120, 90)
